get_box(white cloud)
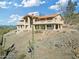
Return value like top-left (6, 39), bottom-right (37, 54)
top-left (8, 2), bottom-right (12, 5)
top-left (0, 0), bottom-right (46, 8)
top-left (49, 5), bottom-right (60, 10)
top-left (0, 1), bottom-right (21, 8)
top-left (0, 1), bottom-right (12, 8)
top-left (56, 0), bottom-right (68, 5)
top-left (28, 12), bottom-right (40, 16)
top-left (0, 1), bottom-right (8, 8)
top-left (49, 0), bottom-right (79, 10)
top-left (8, 14), bottom-right (20, 23)
top-left (40, 1), bottom-right (46, 4)
top-left (14, 3), bottom-right (22, 7)
top-left (21, 0), bottom-right (46, 7)
top-left (49, 0), bottom-right (69, 10)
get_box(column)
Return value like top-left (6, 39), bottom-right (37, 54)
top-left (20, 25), bottom-right (21, 29)
top-left (33, 25), bottom-right (36, 31)
top-left (39, 25), bottom-right (41, 30)
top-left (28, 17), bottom-right (31, 30)
top-left (53, 24), bottom-right (56, 30)
top-left (23, 25), bottom-right (25, 30)
top-left (24, 19), bottom-right (27, 30)
top-left (45, 25), bottom-right (47, 30)
top-left (58, 24), bottom-right (60, 30)
top-left (60, 25), bottom-right (62, 29)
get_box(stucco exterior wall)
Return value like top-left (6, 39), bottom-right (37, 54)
top-left (16, 14), bottom-right (64, 31)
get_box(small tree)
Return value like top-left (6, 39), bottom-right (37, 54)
top-left (64, 0), bottom-right (77, 24)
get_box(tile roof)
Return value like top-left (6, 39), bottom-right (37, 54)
top-left (23, 14), bottom-right (60, 20)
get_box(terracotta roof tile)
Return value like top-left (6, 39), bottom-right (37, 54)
top-left (38, 14), bottom-right (59, 19)
top-left (23, 14), bottom-right (60, 19)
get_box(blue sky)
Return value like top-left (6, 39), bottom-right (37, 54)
top-left (0, 0), bottom-right (79, 25)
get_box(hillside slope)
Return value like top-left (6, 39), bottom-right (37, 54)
top-left (4, 29), bottom-right (79, 59)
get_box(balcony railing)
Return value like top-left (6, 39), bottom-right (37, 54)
top-left (33, 20), bottom-right (64, 24)
top-left (17, 22), bottom-right (29, 25)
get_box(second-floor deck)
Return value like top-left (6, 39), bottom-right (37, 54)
top-left (33, 20), bottom-right (64, 25)
top-left (17, 21), bottom-right (29, 25)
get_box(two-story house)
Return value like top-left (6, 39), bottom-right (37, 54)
top-left (17, 14), bottom-right (64, 31)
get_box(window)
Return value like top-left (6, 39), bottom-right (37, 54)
top-left (40, 19), bottom-right (45, 21)
top-left (35, 19), bottom-right (39, 21)
top-left (41, 25), bottom-right (45, 29)
top-left (47, 18), bottom-right (53, 22)
top-left (47, 24), bottom-right (51, 27)
top-left (47, 17), bottom-right (52, 20)
top-left (35, 19), bottom-right (38, 21)
top-left (47, 24), bottom-right (53, 29)
top-left (35, 25), bottom-right (39, 29)
top-left (25, 19), bottom-right (28, 22)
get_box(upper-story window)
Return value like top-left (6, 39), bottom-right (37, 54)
top-left (35, 19), bottom-right (38, 21)
top-left (47, 17), bottom-right (53, 22)
top-left (25, 19), bottom-right (28, 22)
top-left (47, 17), bottom-right (53, 20)
top-left (35, 19), bottom-right (40, 21)
top-left (40, 19), bottom-right (45, 21)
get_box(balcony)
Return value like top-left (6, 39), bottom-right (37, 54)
top-left (17, 22), bottom-right (29, 25)
top-left (33, 20), bottom-right (64, 25)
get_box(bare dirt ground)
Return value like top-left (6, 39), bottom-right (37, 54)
top-left (4, 28), bottom-right (79, 59)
